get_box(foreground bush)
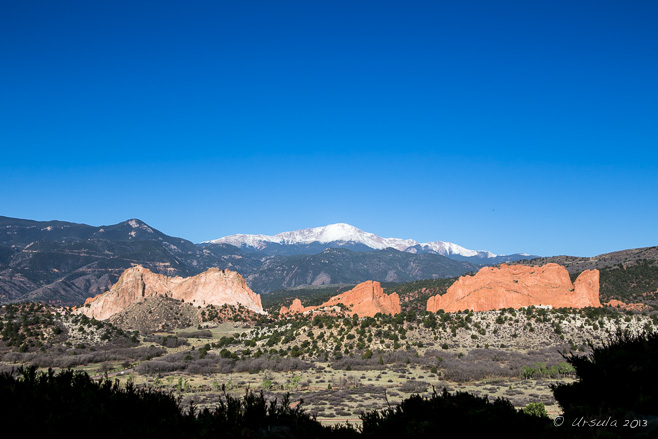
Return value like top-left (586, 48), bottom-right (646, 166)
top-left (0, 366), bottom-right (352, 439)
top-left (360, 387), bottom-right (552, 438)
top-left (0, 366), bottom-right (187, 438)
top-left (552, 331), bottom-right (658, 436)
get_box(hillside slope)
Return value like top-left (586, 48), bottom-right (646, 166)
top-left (514, 247), bottom-right (658, 303)
top-left (247, 248), bottom-right (478, 293)
top-left (0, 216), bottom-right (260, 305)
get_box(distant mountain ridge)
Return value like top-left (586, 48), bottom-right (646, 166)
top-left (206, 223), bottom-right (535, 263)
top-left (0, 216), bottom-right (255, 305)
top-left (511, 246), bottom-right (658, 273)
top-left (0, 216), bottom-right (481, 304)
top-left (2, 215), bottom-right (656, 307)
top-left (243, 247), bottom-right (478, 293)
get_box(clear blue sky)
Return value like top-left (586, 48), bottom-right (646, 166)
top-left (1, 1), bottom-right (657, 257)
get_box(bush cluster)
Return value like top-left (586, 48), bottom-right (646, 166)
top-left (0, 366), bottom-right (350, 439)
top-left (2, 329), bottom-right (657, 438)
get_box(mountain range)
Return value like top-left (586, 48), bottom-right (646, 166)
top-left (206, 222), bottom-right (534, 263)
top-left (0, 216), bottom-right (534, 305)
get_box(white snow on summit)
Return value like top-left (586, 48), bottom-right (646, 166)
top-left (205, 223), bottom-right (497, 258)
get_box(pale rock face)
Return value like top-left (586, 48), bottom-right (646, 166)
top-left (279, 280), bottom-right (401, 317)
top-left (78, 266), bottom-right (265, 320)
top-left (426, 263), bottom-right (601, 313)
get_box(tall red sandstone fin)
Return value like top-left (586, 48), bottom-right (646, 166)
top-left (426, 294), bottom-right (442, 313)
top-left (76, 266), bottom-right (265, 320)
top-left (280, 298), bottom-right (306, 315)
top-left (426, 264), bottom-right (601, 313)
top-left (289, 298), bottom-right (305, 312)
top-left (278, 281), bottom-right (401, 318)
top-left (324, 281), bottom-right (400, 317)
top-left (574, 269), bottom-right (601, 308)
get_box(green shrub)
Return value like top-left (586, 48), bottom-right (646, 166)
top-left (522, 402), bottom-right (547, 418)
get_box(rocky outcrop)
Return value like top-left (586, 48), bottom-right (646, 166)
top-left (605, 299), bottom-right (652, 312)
top-left (280, 298), bottom-right (306, 315)
top-left (108, 296), bottom-right (202, 333)
top-left (279, 280), bottom-right (401, 317)
top-left (426, 263), bottom-right (601, 313)
top-left (77, 265), bottom-right (265, 320)
top-left (321, 281), bottom-right (401, 317)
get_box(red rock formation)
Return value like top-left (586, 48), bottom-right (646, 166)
top-left (426, 263), bottom-right (601, 313)
top-left (280, 298), bottom-right (305, 315)
top-left (280, 280), bottom-right (401, 317)
top-left (78, 265), bottom-right (265, 320)
top-left (605, 299), bottom-right (651, 312)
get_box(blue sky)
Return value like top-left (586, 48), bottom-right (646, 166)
top-left (1, 1), bottom-right (657, 257)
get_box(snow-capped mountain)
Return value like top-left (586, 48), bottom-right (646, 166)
top-left (205, 223), bottom-right (534, 263)
top-left (208, 223), bottom-right (415, 251)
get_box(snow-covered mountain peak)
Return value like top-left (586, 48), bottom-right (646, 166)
top-left (275, 223), bottom-right (365, 244)
top-left (205, 223), bottom-right (500, 259)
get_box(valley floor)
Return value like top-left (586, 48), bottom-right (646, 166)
top-left (102, 362), bottom-right (573, 426)
top-left (1, 303), bottom-right (656, 428)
